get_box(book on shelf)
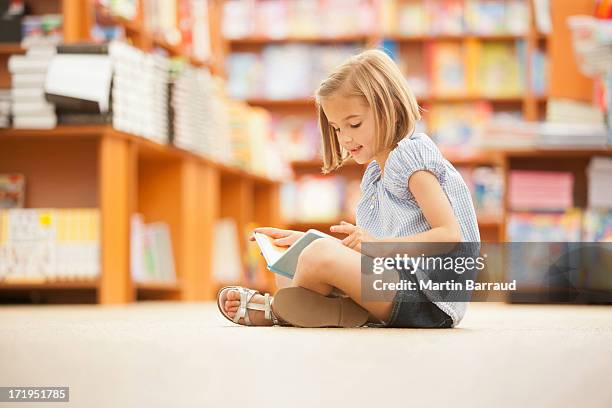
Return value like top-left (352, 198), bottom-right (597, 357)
top-left (91, 0), bottom-right (129, 43)
top-left (588, 157), bottom-right (612, 209)
top-left (130, 214), bottom-right (176, 284)
top-left (475, 41), bottom-right (523, 97)
top-left (427, 42), bottom-right (467, 96)
top-left (211, 218), bottom-right (243, 283)
top-left (397, 0), bottom-right (429, 36)
top-left (221, 0), bottom-right (375, 40)
top-left (457, 166), bottom-right (504, 218)
top-left (533, 0), bottom-right (552, 35)
top-left (0, 90), bottom-right (11, 128)
top-left (426, 102), bottom-right (493, 153)
top-left (0, 174), bottom-right (25, 209)
top-left (226, 44), bottom-right (359, 100)
top-left (8, 37), bottom-right (59, 129)
top-left (0, 209), bottom-right (100, 282)
top-left (427, 0), bottom-right (465, 36)
top-left (507, 209), bottom-right (582, 242)
top-left (583, 209), bottom-right (612, 242)
top-left (110, 41), bottom-right (171, 143)
top-left (465, 0), bottom-right (528, 35)
top-left (509, 170), bottom-right (574, 211)
top-left (45, 49), bottom-right (113, 114)
top-left (254, 229), bottom-right (339, 278)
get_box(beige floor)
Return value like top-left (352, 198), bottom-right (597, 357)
top-left (1, 302), bottom-right (611, 408)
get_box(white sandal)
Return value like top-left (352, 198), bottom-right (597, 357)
top-left (217, 286), bottom-right (280, 326)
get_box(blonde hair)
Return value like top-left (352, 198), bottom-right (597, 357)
top-left (315, 49), bottom-right (421, 173)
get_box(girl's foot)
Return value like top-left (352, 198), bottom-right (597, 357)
top-left (217, 286), bottom-right (276, 326)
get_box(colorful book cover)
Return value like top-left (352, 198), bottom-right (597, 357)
top-left (428, 42), bottom-right (467, 96)
top-left (0, 174), bottom-right (25, 209)
top-left (507, 210), bottom-right (583, 242)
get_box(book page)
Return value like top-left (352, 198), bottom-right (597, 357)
top-left (254, 232), bottom-right (287, 266)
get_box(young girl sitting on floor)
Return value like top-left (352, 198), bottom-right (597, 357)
top-left (217, 49), bottom-right (480, 328)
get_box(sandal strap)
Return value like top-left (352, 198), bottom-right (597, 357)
top-left (235, 288), bottom-right (257, 325)
top-left (231, 287), bottom-right (278, 326)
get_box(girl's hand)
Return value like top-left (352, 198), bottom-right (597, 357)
top-left (249, 227), bottom-right (305, 247)
top-left (330, 221), bottom-right (376, 252)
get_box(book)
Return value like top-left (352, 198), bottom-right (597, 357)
top-left (588, 157), bottom-right (612, 208)
top-left (211, 218), bottom-right (243, 282)
top-left (507, 210), bottom-right (582, 242)
top-left (0, 208), bottom-right (100, 282)
top-left (0, 174), bottom-right (25, 208)
top-left (254, 229), bottom-right (339, 278)
top-left (583, 209), bottom-right (612, 242)
top-left (130, 214), bottom-right (176, 283)
top-left (45, 53), bottom-right (113, 113)
top-left (428, 42), bottom-right (466, 96)
top-left (509, 170), bottom-right (574, 211)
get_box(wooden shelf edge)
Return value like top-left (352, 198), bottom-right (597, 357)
top-left (0, 279), bottom-right (99, 290)
top-left (135, 281), bottom-right (182, 292)
top-left (244, 95), bottom-right (540, 107)
top-left (0, 126), bottom-right (282, 185)
top-left (228, 35), bottom-right (370, 45)
top-left (0, 43), bottom-right (25, 54)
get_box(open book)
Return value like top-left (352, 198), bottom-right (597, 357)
top-left (253, 229), bottom-right (340, 278)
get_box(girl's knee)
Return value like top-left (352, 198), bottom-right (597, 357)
top-left (297, 238), bottom-right (338, 272)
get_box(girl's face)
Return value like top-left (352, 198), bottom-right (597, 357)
top-left (321, 95), bottom-right (377, 164)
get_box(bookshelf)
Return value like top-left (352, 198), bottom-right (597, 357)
top-left (0, 0), bottom-right (604, 304)
top-left (0, 0), bottom-right (282, 304)
top-left (0, 125), bottom-right (282, 303)
top-left (220, 0), bottom-right (599, 245)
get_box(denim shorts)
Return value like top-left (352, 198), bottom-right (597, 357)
top-left (383, 268), bottom-right (454, 328)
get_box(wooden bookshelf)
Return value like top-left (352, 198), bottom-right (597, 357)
top-left (0, 123), bottom-right (281, 304)
top-left (0, 0), bottom-right (602, 304)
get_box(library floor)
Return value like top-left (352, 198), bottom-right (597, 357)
top-left (1, 302), bottom-right (611, 408)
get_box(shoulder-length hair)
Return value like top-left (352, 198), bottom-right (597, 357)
top-left (315, 49), bottom-right (421, 173)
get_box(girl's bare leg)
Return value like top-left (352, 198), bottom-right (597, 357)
top-left (222, 238), bottom-right (396, 325)
top-left (291, 238), bottom-right (396, 322)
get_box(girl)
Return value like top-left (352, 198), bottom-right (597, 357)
top-left (217, 49), bottom-right (480, 328)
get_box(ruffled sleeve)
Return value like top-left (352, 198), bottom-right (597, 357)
top-left (382, 133), bottom-right (448, 202)
top-left (360, 160), bottom-right (381, 193)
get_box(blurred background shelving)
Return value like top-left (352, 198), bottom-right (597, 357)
top-left (0, 0), bottom-right (610, 304)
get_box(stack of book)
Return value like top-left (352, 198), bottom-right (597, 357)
top-left (0, 209), bottom-right (100, 282)
top-left (0, 90), bottom-right (10, 128)
top-left (539, 99), bottom-right (609, 148)
top-left (8, 41), bottom-right (58, 129)
top-left (171, 63), bottom-right (232, 161)
top-left (110, 41), bottom-right (170, 144)
top-left (130, 214), bottom-right (176, 284)
top-left (21, 14), bottom-right (62, 47)
top-left (509, 170), bottom-right (574, 211)
top-left (481, 113), bottom-right (536, 149)
top-left (226, 102), bottom-right (292, 179)
top-left (587, 157), bottom-right (612, 209)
